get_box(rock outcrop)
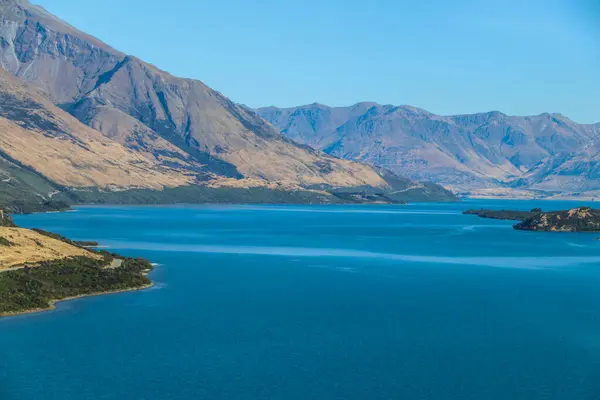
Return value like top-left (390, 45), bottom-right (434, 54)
top-left (514, 207), bottom-right (600, 232)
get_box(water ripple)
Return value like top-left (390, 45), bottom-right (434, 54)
top-left (100, 241), bottom-right (600, 270)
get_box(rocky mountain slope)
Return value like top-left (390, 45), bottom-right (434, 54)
top-left (256, 103), bottom-right (600, 198)
top-left (0, 66), bottom-right (206, 211)
top-left (0, 68), bottom-right (196, 189)
top-left (0, 0), bottom-right (456, 207)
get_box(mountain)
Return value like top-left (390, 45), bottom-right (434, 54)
top-left (256, 103), bottom-right (600, 198)
top-left (0, 68), bottom-right (197, 189)
top-left (0, 0), bottom-right (453, 206)
top-left (0, 0), bottom-right (456, 208)
top-left (0, 66), bottom-right (206, 211)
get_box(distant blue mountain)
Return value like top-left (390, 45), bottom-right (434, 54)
top-left (256, 103), bottom-right (600, 198)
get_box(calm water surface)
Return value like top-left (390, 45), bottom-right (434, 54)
top-left (2, 199), bottom-right (600, 399)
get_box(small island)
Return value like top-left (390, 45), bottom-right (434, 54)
top-left (464, 207), bottom-right (600, 232)
top-left (0, 209), bottom-right (153, 316)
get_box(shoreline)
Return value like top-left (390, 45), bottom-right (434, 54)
top-left (0, 219), bottom-right (156, 319)
top-left (19, 196), bottom-right (599, 218)
top-left (0, 282), bottom-right (154, 318)
top-left (12, 201), bottom-right (428, 217)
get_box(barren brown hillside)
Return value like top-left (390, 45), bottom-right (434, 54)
top-left (0, 68), bottom-right (198, 189)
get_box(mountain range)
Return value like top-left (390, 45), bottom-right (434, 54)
top-left (255, 103), bottom-right (600, 198)
top-left (0, 0), bottom-right (455, 211)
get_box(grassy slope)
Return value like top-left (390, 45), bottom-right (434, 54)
top-left (0, 227), bottom-right (100, 269)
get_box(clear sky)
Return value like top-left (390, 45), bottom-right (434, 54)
top-left (35, 0), bottom-right (599, 123)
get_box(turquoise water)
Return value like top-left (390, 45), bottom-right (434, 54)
top-left (3, 200), bottom-right (600, 399)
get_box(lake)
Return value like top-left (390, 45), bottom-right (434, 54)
top-left (3, 200), bottom-right (600, 399)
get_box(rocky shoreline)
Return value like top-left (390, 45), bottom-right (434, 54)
top-left (0, 282), bottom-right (154, 318)
top-left (464, 207), bottom-right (600, 232)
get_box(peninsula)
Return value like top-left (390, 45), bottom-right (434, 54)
top-left (462, 208), bottom-right (541, 221)
top-left (0, 209), bottom-right (152, 316)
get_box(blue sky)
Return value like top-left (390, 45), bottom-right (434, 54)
top-left (36, 0), bottom-right (599, 123)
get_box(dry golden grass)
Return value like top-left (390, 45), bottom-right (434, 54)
top-left (0, 228), bottom-right (101, 269)
top-left (0, 68), bottom-right (194, 190)
top-left (216, 137), bottom-right (389, 188)
top-left (207, 177), bottom-right (304, 190)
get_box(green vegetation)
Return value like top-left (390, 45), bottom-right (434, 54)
top-left (70, 185), bottom-right (341, 205)
top-left (0, 256), bottom-right (152, 315)
top-left (75, 241), bottom-right (100, 247)
top-left (2, 166), bottom-right (457, 214)
top-left (0, 203), bottom-right (152, 316)
top-left (0, 152), bottom-right (73, 214)
top-left (2, 182), bottom-right (344, 214)
top-left (331, 191), bottom-right (405, 204)
top-left (32, 228), bottom-right (79, 244)
top-left (32, 228), bottom-right (98, 249)
top-left (0, 209), bottom-right (16, 227)
top-left (463, 208), bottom-right (542, 221)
